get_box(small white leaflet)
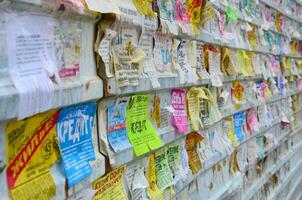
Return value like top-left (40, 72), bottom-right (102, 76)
top-left (125, 161), bottom-right (148, 200)
top-left (139, 16), bottom-right (160, 88)
top-left (6, 14), bottom-right (58, 119)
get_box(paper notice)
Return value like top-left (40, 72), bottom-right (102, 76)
top-left (153, 33), bottom-right (173, 75)
top-left (155, 150), bottom-right (173, 190)
top-left (146, 154), bottom-right (165, 200)
top-left (176, 41), bottom-right (197, 84)
top-left (139, 16), bottom-right (160, 88)
top-left (171, 89), bottom-right (189, 133)
top-left (166, 143), bottom-right (182, 184)
top-left (187, 87), bottom-right (208, 131)
top-left (125, 161), bottom-right (148, 200)
top-left (92, 166), bottom-right (127, 200)
top-left (10, 172), bottom-right (56, 200)
top-left (185, 132), bottom-right (203, 174)
top-left (56, 102), bottom-right (96, 187)
top-left (68, 188), bottom-right (96, 200)
top-left (98, 29), bottom-right (117, 78)
top-left (107, 101), bottom-right (131, 152)
top-left (6, 14), bottom-right (59, 119)
top-left (133, 0), bottom-right (156, 17)
top-left (205, 45), bottom-right (223, 87)
top-left (223, 117), bottom-right (239, 147)
top-left (84, 0), bottom-right (121, 14)
top-left (151, 96), bottom-right (161, 128)
top-left (112, 45), bottom-right (144, 87)
top-left (233, 112), bottom-right (246, 143)
top-left (6, 110), bottom-right (59, 189)
top-left (126, 95), bottom-right (163, 156)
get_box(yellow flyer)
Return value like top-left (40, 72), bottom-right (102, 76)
top-left (126, 94), bottom-right (163, 156)
top-left (92, 166), bottom-right (127, 200)
top-left (6, 110), bottom-right (59, 190)
top-left (10, 172), bottom-right (56, 200)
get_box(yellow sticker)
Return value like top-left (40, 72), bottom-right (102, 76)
top-left (92, 166), bottom-right (127, 200)
top-left (10, 172), bottom-right (56, 200)
top-left (6, 110), bottom-right (59, 189)
top-left (126, 95), bottom-right (163, 156)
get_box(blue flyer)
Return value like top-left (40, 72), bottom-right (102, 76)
top-left (107, 102), bottom-right (131, 152)
top-left (233, 112), bottom-right (246, 142)
top-left (57, 102), bottom-right (97, 187)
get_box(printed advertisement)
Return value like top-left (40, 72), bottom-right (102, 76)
top-left (57, 102), bottom-right (96, 186)
top-left (155, 150), bottom-right (173, 190)
top-left (10, 172), bottom-right (56, 200)
top-left (92, 166), bottom-right (127, 200)
top-left (6, 110), bottom-right (59, 189)
top-left (107, 101), bottom-right (131, 152)
top-left (171, 89), bottom-right (189, 133)
top-left (126, 95), bottom-right (163, 156)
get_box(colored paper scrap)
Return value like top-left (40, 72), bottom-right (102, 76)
top-left (57, 102), bottom-right (97, 187)
top-left (126, 95), bottom-right (163, 156)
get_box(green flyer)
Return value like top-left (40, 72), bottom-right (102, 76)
top-left (126, 94), bottom-right (163, 156)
